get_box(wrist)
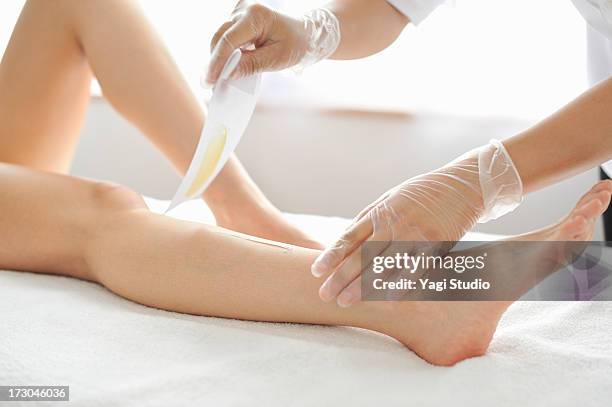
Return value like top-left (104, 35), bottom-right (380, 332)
top-left (294, 8), bottom-right (341, 72)
top-left (437, 153), bottom-right (486, 218)
top-left (476, 139), bottom-right (524, 223)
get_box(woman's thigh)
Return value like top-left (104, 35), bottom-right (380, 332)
top-left (0, 0), bottom-right (92, 172)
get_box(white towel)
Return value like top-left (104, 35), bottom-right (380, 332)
top-left (1, 199), bottom-right (610, 406)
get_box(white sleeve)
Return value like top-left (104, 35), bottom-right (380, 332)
top-left (386, 0), bottom-right (447, 25)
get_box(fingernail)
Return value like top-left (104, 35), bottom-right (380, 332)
top-left (200, 73), bottom-right (214, 89)
top-left (311, 256), bottom-right (328, 277)
top-left (318, 280), bottom-right (334, 302)
top-left (311, 262), bottom-right (325, 278)
top-left (337, 291), bottom-right (353, 308)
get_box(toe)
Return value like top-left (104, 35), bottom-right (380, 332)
top-left (562, 191), bottom-right (608, 240)
top-left (597, 190), bottom-right (612, 209)
top-left (590, 179), bottom-right (612, 194)
top-left (571, 190), bottom-right (610, 220)
top-left (560, 215), bottom-right (589, 240)
top-left (579, 196), bottom-right (604, 217)
top-left (596, 179), bottom-right (612, 193)
top-left (574, 181), bottom-right (612, 209)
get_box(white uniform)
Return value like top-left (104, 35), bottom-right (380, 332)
top-left (387, 0), bottom-right (612, 175)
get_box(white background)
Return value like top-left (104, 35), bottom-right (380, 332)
top-left (0, 0), bottom-right (603, 237)
top-left (0, 0), bottom-right (589, 117)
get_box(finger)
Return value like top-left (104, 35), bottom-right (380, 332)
top-left (336, 232), bottom-right (445, 306)
top-left (318, 227), bottom-right (392, 303)
top-left (336, 276), bottom-right (362, 308)
top-left (336, 267), bottom-right (402, 306)
top-left (202, 21), bottom-right (236, 88)
top-left (311, 215), bottom-right (373, 278)
top-left (232, 0), bottom-right (252, 14)
top-left (210, 21), bottom-right (235, 53)
top-left (353, 192), bottom-right (389, 224)
top-left (206, 17), bottom-right (261, 85)
top-left (336, 240), bottom-right (412, 306)
top-left (318, 246), bottom-right (364, 303)
top-left (229, 43), bottom-right (288, 78)
top-left (230, 39), bottom-right (313, 78)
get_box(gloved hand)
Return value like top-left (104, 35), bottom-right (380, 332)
top-left (204, 1), bottom-right (341, 86)
top-left (311, 140), bottom-right (523, 307)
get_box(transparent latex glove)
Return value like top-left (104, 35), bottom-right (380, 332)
top-left (204, 1), bottom-right (340, 86)
top-left (312, 140), bottom-right (523, 307)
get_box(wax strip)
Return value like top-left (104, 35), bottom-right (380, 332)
top-left (221, 230), bottom-right (293, 253)
top-left (185, 127), bottom-right (227, 197)
top-left (167, 49), bottom-right (261, 212)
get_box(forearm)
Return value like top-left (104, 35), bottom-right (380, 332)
top-left (327, 0), bottom-right (409, 60)
top-left (505, 76), bottom-right (612, 194)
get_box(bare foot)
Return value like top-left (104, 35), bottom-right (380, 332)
top-left (517, 180), bottom-right (612, 242)
top-left (374, 180), bottom-right (612, 366)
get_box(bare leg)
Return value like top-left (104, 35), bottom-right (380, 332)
top-left (0, 0), bottom-right (91, 172)
top-left (1, 163), bottom-right (609, 366)
top-left (379, 180), bottom-right (612, 364)
top-left (2, 1), bottom-right (610, 366)
top-left (0, 163), bottom-right (376, 330)
top-left (0, 164), bottom-right (145, 281)
top-left (0, 0), bottom-right (320, 248)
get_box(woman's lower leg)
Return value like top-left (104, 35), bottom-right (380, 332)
top-left (0, 163), bottom-right (376, 329)
top-left (3, 163), bottom-right (611, 366)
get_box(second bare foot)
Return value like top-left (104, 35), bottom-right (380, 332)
top-left (373, 180), bottom-right (612, 366)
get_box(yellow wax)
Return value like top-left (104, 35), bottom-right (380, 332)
top-left (186, 127), bottom-right (227, 197)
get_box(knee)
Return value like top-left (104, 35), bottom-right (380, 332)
top-left (88, 181), bottom-right (146, 214)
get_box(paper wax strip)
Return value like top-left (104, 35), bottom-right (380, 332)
top-left (166, 49), bottom-right (261, 212)
top-left (185, 127), bottom-right (227, 197)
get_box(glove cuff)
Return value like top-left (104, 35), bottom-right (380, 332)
top-left (293, 8), bottom-right (341, 73)
top-left (477, 139), bottom-right (524, 223)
